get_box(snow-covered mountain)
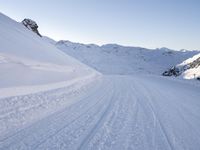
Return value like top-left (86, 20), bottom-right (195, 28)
top-left (163, 52), bottom-right (200, 79)
top-left (0, 12), bottom-right (98, 97)
top-left (1, 12), bottom-right (200, 150)
top-left (20, 20), bottom-right (199, 78)
top-left (47, 39), bottom-right (199, 76)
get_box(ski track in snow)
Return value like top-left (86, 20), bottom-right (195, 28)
top-left (0, 75), bottom-right (200, 150)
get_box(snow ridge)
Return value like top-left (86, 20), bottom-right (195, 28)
top-left (53, 40), bottom-right (199, 75)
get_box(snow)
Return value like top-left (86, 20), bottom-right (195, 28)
top-left (180, 53), bottom-right (200, 66)
top-left (0, 13), bottom-right (99, 96)
top-left (0, 72), bottom-right (98, 99)
top-left (55, 40), bottom-right (199, 75)
top-left (1, 12), bottom-right (200, 150)
top-left (178, 53), bottom-right (200, 79)
top-left (42, 36), bottom-right (57, 45)
top-left (182, 67), bottom-right (200, 79)
top-left (0, 75), bottom-right (200, 150)
top-left (0, 76), bottom-right (99, 139)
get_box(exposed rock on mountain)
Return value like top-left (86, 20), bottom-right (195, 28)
top-left (162, 66), bottom-right (181, 76)
top-left (22, 18), bottom-right (42, 37)
top-left (163, 53), bottom-right (200, 79)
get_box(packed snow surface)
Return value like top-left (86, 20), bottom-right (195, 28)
top-left (0, 75), bottom-right (200, 150)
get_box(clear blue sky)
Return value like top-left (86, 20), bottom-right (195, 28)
top-left (0, 0), bottom-right (200, 50)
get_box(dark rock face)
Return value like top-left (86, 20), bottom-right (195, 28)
top-left (22, 19), bottom-right (42, 37)
top-left (162, 66), bottom-right (181, 76)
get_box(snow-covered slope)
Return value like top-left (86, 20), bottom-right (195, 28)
top-left (0, 13), bottom-right (98, 97)
top-left (42, 36), bottom-right (57, 45)
top-left (180, 53), bottom-right (200, 79)
top-left (163, 52), bottom-right (200, 79)
top-left (53, 40), bottom-right (199, 75)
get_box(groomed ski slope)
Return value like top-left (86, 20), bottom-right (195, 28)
top-left (1, 75), bottom-right (200, 150)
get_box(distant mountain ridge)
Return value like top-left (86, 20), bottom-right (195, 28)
top-left (46, 39), bottom-right (199, 76)
top-left (19, 18), bottom-right (200, 79)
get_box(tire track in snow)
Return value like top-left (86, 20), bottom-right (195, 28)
top-left (134, 80), bottom-right (174, 150)
top-left (76, 79), bottom-right (117, 150)
top-left (138, 80), bottom-right (200, 149)
top-left (78, 77), bottom-right (138, 150)
top-left (34, 80), bottom-right (114, 150)
top-left (1, 75), bottom-right (200, 150)
top-left (0, 78), bottom-right (108, 149)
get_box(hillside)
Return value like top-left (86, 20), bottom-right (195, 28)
top-left (51, 40), bottom-right (199, 75)
top-left (163, 52), bottom-right (200, 79)
top-left (0, 13), bottom-right (98, 97)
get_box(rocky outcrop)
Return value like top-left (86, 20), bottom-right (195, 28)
top-left (188, 57), bottom-right (200, 68)
top-left (22, 19), bottom-right (42, 37)
top-left (162, 66), bottom-right (181, 76)
top-left (163, 55), bottom-right (200, 78)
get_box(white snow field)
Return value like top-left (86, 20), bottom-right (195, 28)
top-left (0, 75), bottom-right (200, 150)
top-left (0, 12), bottom-right (200, 150)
